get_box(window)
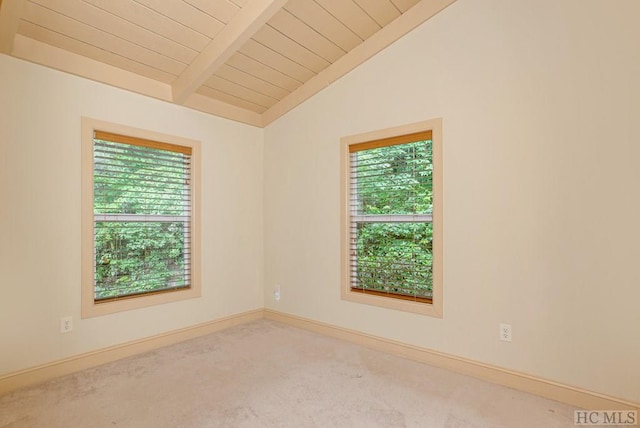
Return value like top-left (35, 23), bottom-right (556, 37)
top-left (341, 119), bottom-right (442, 317)
top-left (81, 118), bottom-right (200, 318)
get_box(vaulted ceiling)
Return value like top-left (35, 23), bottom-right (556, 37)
top-left (0, 0), bottom-right (455, 126)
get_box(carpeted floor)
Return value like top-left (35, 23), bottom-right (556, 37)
top-left (0, 319), bottom-right (577, 427)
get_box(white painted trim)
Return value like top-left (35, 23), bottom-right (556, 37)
top-left (264, 310), bottom-right (640, 412)
top-left (261, 0), bottom-right (457, 125)
top-left (0, 309), bottom-right (264, 396)
top-left (171, 0), bottom-right (288, 104)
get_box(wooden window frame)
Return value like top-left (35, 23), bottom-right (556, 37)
top-left (81, 117), bottom-right (201, 318)
top-left (340, 119), bottom-right (443, 317)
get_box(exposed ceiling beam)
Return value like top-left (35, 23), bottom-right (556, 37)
top-left (12, 35), bottom-right (262, 127)
top-left (183, 92), bottom-right (263, 127)
top-left (171, 0), bottom-right (287, 104)
top-left (0, 0), bottom-right (25, 54)
top-left (12, 34), bottom-right (172, 101)
top-left (262, 0), bottom-right (458, 125)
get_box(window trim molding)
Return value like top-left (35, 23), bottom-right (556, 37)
top-left (340, 118), bottom-right (443, 317)
top-left (81, 117), bottom-right (202, 318)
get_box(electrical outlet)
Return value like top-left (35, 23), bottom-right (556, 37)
top-left (499, 323), bottom-right (512, 342)
top-left (274, 284), bottom-right (280, 301)
top-left (60, 316), bottom-right (73, 334)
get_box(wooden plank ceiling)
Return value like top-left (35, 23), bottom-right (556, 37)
top-left (0, 0), bottom-right (456, 126)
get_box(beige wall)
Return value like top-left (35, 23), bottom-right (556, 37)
top-left (0, 55), bottom-right (264, 373)
top-left (1, 0), bottom-right (639, 406)
top-left (263, 0), bottom-right (640, 403)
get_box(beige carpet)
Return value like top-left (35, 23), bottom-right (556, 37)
top-left (0, 319), bottom-right (577, 427)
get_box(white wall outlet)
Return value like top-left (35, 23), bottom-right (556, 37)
top-left (274, 284), bottom-right (281, 301)
top-left (60, 316), bottom-right (73, 334)
top-left (499, 323), bottom-right (512, 342)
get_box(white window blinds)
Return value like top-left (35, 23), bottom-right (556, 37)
top-left (348, 131), bottom-right (433, 302)
top-left (92, 131), bottom-right (192, 301)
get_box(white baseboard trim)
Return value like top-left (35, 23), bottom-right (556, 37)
top-left (0, 309), bottom-right (263, 396)
top-left (264, 309), bottom-right (640, 412)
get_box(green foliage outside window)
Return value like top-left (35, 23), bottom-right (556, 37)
top-left (93, 140), bottom-right (190, 300)
top-left (352, 140), bottom-right (433, 299)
